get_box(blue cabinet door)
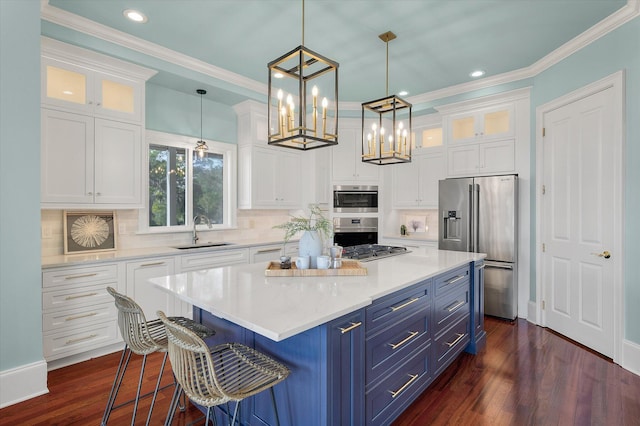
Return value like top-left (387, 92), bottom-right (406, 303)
top-left (328, 310), bottom-right (365, 426)
top-left (466, 260), bottom-right (487, 354)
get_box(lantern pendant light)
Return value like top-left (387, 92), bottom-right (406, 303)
top-left (362, 31), bottom-right (412, 165)
top-left (267, 0), bottom-right (339, 150)
top-left (195, 89), bottom-right (209, 158)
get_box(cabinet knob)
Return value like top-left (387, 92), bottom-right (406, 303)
top-left (88, 101), bottom-right (93, 105)
top-left (87, 192), bottom-right (93, 195)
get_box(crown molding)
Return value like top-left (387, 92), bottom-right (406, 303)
top-left (529, 0), bottom-right (640, 75)
top-left (41, 36), bottom-right (157, 81)
top-left (40, 0), bottom-right (267, 95)
top-left (40, 0), bottom-right (639, 108)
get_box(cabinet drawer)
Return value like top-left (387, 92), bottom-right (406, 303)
top-left (434, 315), bottom-right (470, 374)
top-left (434, 286), bottom-right (469, 336)
top-left (43, 283), bottom-right (113, 312)
top-left (43, 302), bottom-right (116, 332)
top-left (366, 281), bottom-right (431, 335)
top-left (366, 306), bottom-right (430, 386)
top-left (179, 248), bottom-right (249, 271)
top-left (434, 264), bottom-right (470, 297)
top-left (366, 346), bottom-right (432, 426)
top-left (43, 321), bottom-right (120, 361)
top-left (43, 264), bottom-right (119, 288)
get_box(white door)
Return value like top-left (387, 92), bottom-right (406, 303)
top-left (541, 86), bottom-right (616, 357)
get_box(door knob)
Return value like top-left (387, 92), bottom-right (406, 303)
top-left (592, 250), bottom-right (611, 259)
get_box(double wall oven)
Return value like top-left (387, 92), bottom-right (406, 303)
top-left (333, 185), bottom-right (379, 247)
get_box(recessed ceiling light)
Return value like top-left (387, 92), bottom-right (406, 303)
top-left (470, 70), bottom-right (485, 78)
top-left (273, 72), bottom-right (284, 79)
top-left (62, 90), bottom-right (73, 95)
top-left (398, 90), bottom-right (408, 96)
top-left (123, 9), bottom-right (147, 23)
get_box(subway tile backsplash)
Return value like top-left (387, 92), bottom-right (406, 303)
top-left (41, 209), bottom-right (293, 257)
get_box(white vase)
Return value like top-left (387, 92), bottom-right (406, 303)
top-left (299, 230), bottom-right (323, 268)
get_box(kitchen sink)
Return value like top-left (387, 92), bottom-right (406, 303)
top-left (173, 242), bottom-right (234, 250)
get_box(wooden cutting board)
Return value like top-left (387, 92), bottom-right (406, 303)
top-left (265, 259), bottom-right (367, 276)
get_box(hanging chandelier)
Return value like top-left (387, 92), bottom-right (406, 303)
top-left (194, 89), bottom-right (209, 158)
top-left (362, 31), bottom-right (412, 165)
top-left (267, 0), bottom-right (339, 150)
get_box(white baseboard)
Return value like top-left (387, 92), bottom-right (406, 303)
top-left (0, 360), bottom-right (48, 408)
top-left (527, 300), bottom-right (539, 325)
top-left (621, 339), bottom-right (640, 376)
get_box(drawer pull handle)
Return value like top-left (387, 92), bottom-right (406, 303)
top-left (65, 292), bottom-right (98, 300)
top-left (390, 298), bottom-right (419, 312)
top-left (446, 275), bottom-right (465, 285)
top-left (447, 300), bottom-right (466, 312)
top-left (256, 248), bottom-right (281, 254)
top-left (64, 273), bottom-right (98, 280)
top-left (140, 261), bottom-right (165, 267)
top-left (339, 321), bottom-right (362, 334)
top-left (65, 312), bottom-right (97, 322)
top-left (388, 331), bottom-right (419, 350)
top-left (445, 333), bottom-right (466, 348)
top-left (388, 373), bottom-right (419, 398)
top-left (66, 334), bottom-right (98, 345)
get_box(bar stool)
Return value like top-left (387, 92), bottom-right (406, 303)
top-left (157, 310), bottom-right (290, 426)
top-left (102, 287), bottom-right (214, 426)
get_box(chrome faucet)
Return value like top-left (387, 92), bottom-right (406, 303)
top-left (192, 215), bottom-right (212, 244)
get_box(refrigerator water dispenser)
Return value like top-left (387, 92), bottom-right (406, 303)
top-left (442, 210), bottom-right (462, 241)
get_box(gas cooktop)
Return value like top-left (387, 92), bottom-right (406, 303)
top-left (341, 244), bottom-right (410, 262)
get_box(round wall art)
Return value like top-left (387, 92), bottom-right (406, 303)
top-left (63, 211), bottom-right (116, 254)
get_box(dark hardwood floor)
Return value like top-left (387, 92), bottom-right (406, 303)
top-left (1, 317), bottom-right (638, 425)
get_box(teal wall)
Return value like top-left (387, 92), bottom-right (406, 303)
top-left (146, 84), bottom-right (237, 143)
top-left (0, 1), bottom-right (44, 370)
top-left (530, 17), bottom-right (640, 344)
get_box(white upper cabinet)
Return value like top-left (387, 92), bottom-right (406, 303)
top-left (42, 57), bottom-right (143, 123)
top-left (332, 121), bottom-right (379, 183)
top-left (40, 38), bottom-right (156, 209)
top-left (235, 100), bottom-right (303, 210)
top-left (446, 103), bottom-right (514, 144)
top-left (392, 150), bottom-right (446, 208)
top-left (437, 88), bottom-right (529, 178)
top-left (447, 139), bottom-right (515, 177)
top-left (41, 110), bottom-right (142, 206)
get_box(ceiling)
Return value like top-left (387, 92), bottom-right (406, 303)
top-left (42, 0), bottom-right (629, 108)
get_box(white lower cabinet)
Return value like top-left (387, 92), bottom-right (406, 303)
top-left (42, 263), bottom-right (124, 362)
top-left (125, 257), bottom-right (185, 320)
top-left (179, 248), bottom-right (250, 272)
top-left (250, 244), bottom-right (283, 264)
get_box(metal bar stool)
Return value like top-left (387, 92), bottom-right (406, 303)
top-left (102, 287), bottom-right (214, 426)
top-left (158, 310), bottom-right (290, 426)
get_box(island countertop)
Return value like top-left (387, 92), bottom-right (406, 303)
top-left (149, 248), bottom-right (485, 342)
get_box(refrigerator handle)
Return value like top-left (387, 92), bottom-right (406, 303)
top-left (471, 183), bottom-right (479, 253)
top-left (484, 260), bottom-right (514, 269)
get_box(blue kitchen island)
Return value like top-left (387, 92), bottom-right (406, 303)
top-left (150, 248), bottom-right (486, 425)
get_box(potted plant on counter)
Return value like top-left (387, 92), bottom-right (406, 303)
top-left (274, 204), bottom-right (332, 268)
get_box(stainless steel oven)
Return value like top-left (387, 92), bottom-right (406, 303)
top-left (333, 185), bottom-right (378, 213)
top-left (333, 217), bottom-right (378, 247)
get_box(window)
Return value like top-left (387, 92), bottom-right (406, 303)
top-left (141, 130), bottom-right (237, 233)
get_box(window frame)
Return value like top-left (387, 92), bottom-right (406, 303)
top-left (139, 130), bottom-right (237, 234)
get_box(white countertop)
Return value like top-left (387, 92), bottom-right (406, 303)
top-left (41, 237), bottom-right (295, 268)
top-left (149, 248), bottom-right (485, 342)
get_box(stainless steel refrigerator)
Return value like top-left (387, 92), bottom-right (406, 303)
top-left (438, 175), bottom-right (518, 320)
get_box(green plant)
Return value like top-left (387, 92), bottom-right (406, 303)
top-left (274, 204), bottom-right (332, 242)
